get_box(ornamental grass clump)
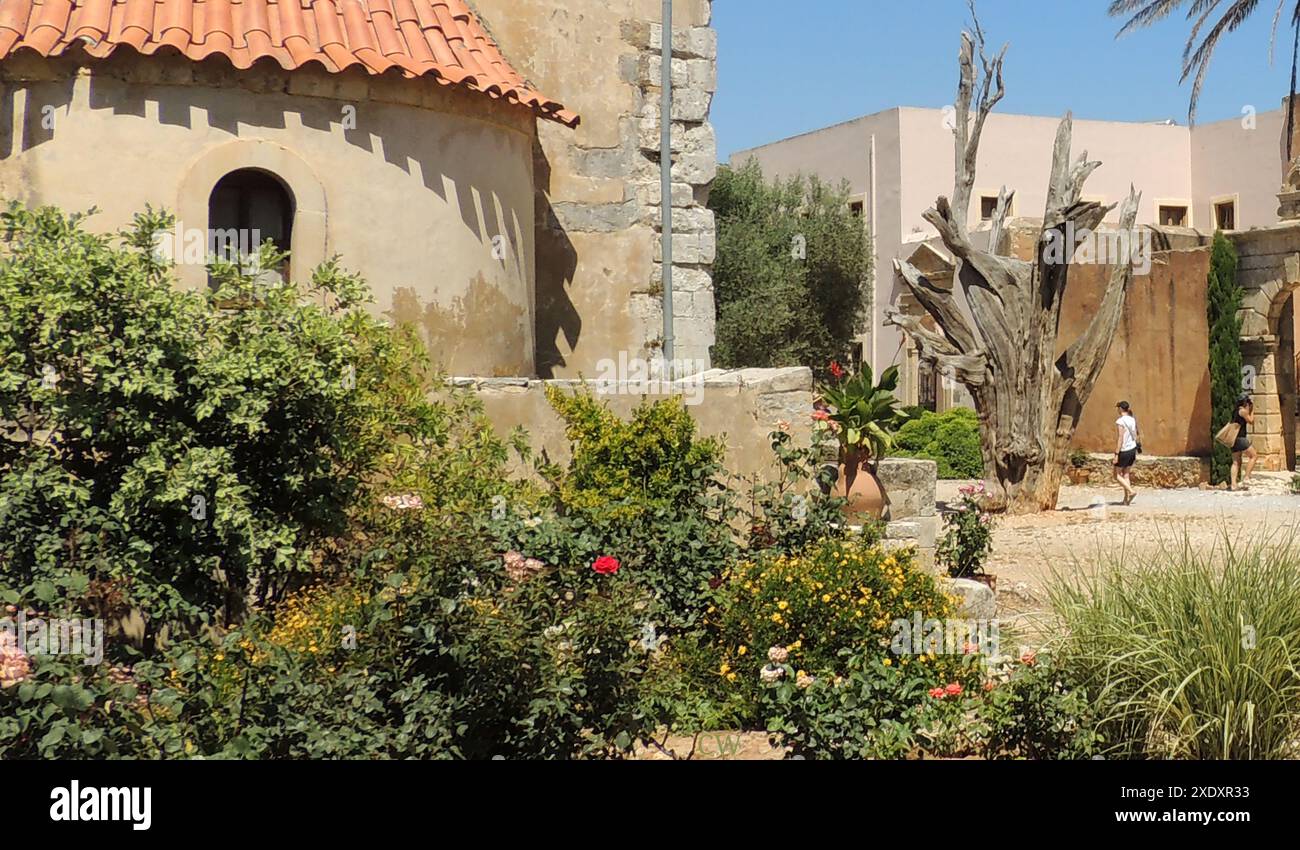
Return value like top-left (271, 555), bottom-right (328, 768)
top-left (1048, 528), bottom-right (1300, 759)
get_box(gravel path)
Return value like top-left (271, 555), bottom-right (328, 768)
top-left (936, 473), bottom-right (1300, 623)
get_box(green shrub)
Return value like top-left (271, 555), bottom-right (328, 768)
top-left (1048, 532), bottom-right (1300, 759)
top-left (1, 513), bottom-right (656, 760)
top-left (979, 652), bottom-right (1104, 760)
top-left (497, 387), bottom-right (739, 628)
top-left (936, 482), bottom-right (994, 579)
top-left (894, 407), bottom-right (983, 479)
top-left (0, 205), bottom-right (423, 628)
top-left (706, 536), bottom-right (961, 724)
top-left (738, 427), bottom-right (847, 556)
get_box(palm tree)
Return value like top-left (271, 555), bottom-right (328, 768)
top-left (1110, 0), bottom-right (1300, 158)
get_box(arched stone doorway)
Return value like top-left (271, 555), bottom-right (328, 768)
top-left (1237, 262), bottom-right (1300, 472)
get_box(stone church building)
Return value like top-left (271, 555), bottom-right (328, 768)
top-left (0, 0), bottom-right (718, 378)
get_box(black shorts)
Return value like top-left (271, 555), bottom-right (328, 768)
top-left (1232, 437), bottom-right (1251, 454)
top-left (1116, 449), bottom-right (1137, 469)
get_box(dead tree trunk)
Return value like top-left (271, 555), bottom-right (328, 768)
top-left (885, 20), bottom-right (1141, 514)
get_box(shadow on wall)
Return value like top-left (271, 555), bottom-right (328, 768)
top-left (388, 273), bottom-right (529, 376)
top-left (0, 74), bottom-right (75, 159)
top-left (532, 136), bottom-right (579, 379)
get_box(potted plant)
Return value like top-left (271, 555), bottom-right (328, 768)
top-left (818, 360), bottom-right (907, 520)
top-left (1067, 448), bottom-right (1090, 485)
top-left (937, 482), bottom-right (995, 590)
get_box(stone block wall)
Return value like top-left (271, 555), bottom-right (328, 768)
top-left (455, 366), bottom-right (812, 480)
top-left (1232, 223), bottom-right (1300, 470)
top-left (471, 0), bottom-right (718, 377)
top-left (876, 458), bottom-right (938, 570)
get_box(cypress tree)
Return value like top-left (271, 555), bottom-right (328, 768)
top-left (1206, 232), bottom-right (1243, 484)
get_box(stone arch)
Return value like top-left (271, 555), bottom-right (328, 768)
top-left (1238, 274), bottom-right (1300, 471)
top-left (175, 140), bottom-right (327, 290)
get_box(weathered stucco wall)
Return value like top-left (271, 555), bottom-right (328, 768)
top-left (0, 53), bottom-right (537, 377)
top-left (1058, 246), bottom-right (1214, 458)
top-left (472, 0), bottom-right (718, 376)
top-left (457, 366), bottom-right (811, 480)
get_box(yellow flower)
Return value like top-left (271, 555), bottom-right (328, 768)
top-left (720, 663), bottom-right (731, 675)
top-left (821, 594), bottom-right (831, 603)
top-left (883, 658), bottom-right (892, 667)
top-left (777, 601), bottom-right (789, 611)
top-left (737, 645), bottom-right (748, 656)
top-left (726, 672), bottom-right (737, 682)
top-left (770, 612), bottom-right (783, 624)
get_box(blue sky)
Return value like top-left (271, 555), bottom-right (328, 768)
top-left (714, 0), bottom-right (1296, 159)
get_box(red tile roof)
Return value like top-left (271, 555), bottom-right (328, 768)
top-left (0, 0), bottom-right (577, 125)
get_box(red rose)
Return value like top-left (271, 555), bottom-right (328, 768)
top-left (944, 682), bottom-right (963, 696)
top-left (593, 555), bottom-right (621, 575)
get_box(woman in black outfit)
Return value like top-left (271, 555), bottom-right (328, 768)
top-left (1230, 394), bottom-right (1257, 491)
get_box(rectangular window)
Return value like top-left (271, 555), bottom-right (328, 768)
top-left (980, 196), bottom-right (1000, 221)
top-left (849, 200), bottom-right (864, 218)
top-left (1215, 200), bottom-right (1237, 231)
top-left (1158, 205), bottom-right (1188, 227)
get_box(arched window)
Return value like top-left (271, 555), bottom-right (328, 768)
top-left (207, 168), bottom-right (294, 281)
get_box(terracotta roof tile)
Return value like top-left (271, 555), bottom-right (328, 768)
top-left (0, 0), bottom-right (577, 125)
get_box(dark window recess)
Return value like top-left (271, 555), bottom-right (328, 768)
top-left (1215, 200), bottom-right (1236, 232)
top-left (208, 169), bottom-right (294, 283)
top-left (1158, 205), bottom-right (1188, 227)
top-left (849, 201), bottom-right (864, 217)
top-left (980, 196), bottom-right (1000, 221)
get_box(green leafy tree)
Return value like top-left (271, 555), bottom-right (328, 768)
top-left (1206, 231), bottom-right (1243, 484)
top-left (709, 160), bottom-right (870, 376)
top-left (0, 204), bottom-right (428, 634)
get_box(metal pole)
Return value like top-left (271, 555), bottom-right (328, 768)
top-left (660, 0), bottom-right (674, 375)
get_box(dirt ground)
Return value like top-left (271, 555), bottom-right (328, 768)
top-left (938, 472), bottom-right (1300, 624)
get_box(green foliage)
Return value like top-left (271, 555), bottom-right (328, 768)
top-left (1048, 531), bottom-right (1300, 759)
top-left (0, 204), bottom-right (417, 628)
top-left (499, 387), bottom-right (738, 628)
top-left (1206, 232), bottom-right (1243, 485)
top-left (818, 362), bottom-right (906, 463)
top-left (709, 161), bottom-right (870, 375)
top-left (1, 544), bottom-right (655, 759)
top-left (707, 537), bottom-right (958, 724)
top-left (739, 427), bottom-right (848, 556)
top-left (980, 653), bottom-right (1104, 760)
top-left (894, 407), bottom-right (984, 479)
top-left (936, 482), bottom-right (994, 579)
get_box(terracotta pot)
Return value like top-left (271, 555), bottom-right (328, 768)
top-left (1067, 467), bottom-right (1090, 485)
top-left (838, 450), bottom-right (887, 520)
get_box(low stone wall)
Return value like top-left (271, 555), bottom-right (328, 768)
top-left (456, 367), bottom-right (813, 480)
top-left (1073, 453), bottom-right (1209, 488)
top-left (877, 458), bottom-right (939, 570)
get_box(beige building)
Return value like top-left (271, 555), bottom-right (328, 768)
top-left (733, 104), bottom-right (1287, 403)
top-left (0, 0), bottom-right (718, 378)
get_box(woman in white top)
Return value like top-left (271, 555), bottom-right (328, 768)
top-left (1113, 401), bottom-right (1139, 505)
